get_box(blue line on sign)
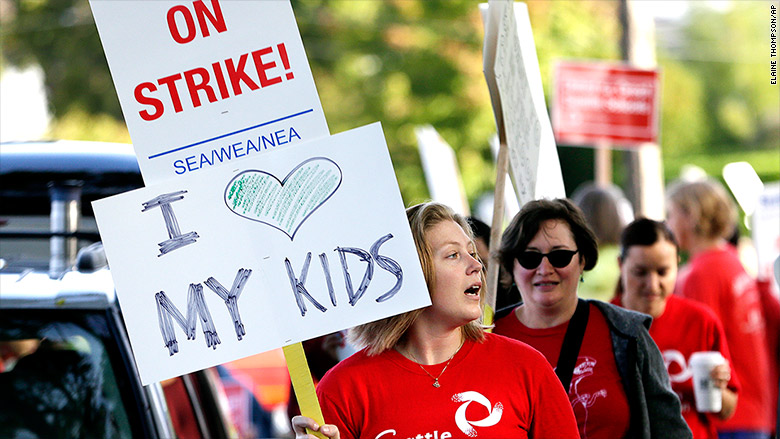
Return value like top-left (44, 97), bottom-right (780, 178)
top-left (148, 108), bottom-right (315, 159)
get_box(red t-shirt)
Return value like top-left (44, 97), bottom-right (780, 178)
top-left (758, 278), bottom-right (780, 431)
top-left (316, 333), bottom-right (579, 439)
top-left (677, 245), bottom-right (772, 432)
top-left (621, 294), bottom-right (740, 439)
top-left (494, 303), bottom-right (631, 439)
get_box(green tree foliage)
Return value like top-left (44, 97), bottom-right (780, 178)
top-left (2, 0), bottom-right (121, 120)
top-left (291, 0), bottom-right (495, 205)
top-left (3, 0), bottom-right (773, 205)
top-left (657, 59), bottom-right (708, 155)
top-left (655, 1), bottom-right (779, 186)
top-left (292, 0), bottom-right (621, 204)
top-left (525, 0), bottom-right (621, 100)
top-left (668, 2), bottom-right (779, 150)
top-left (1, 0), bottom-right (620, 204)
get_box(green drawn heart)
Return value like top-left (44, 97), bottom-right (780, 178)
top-left (224, 157), bottom-right (342, 240)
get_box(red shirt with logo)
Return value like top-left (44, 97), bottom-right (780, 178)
top-left (316, 332), bottom-right (578, 439)
top-left (617, 294), bottom-right (740, 439)
top-left (494, 303), bottom-right (631, 439)
top-left (677, 245), bottom-right (772, 432)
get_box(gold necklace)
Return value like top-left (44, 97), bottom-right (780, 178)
top-left (406, 339), bottom-right (464, 388)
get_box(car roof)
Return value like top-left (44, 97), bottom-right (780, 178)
top-left (0, 140), bottom-right (138, 171)
top-left (0, 140), bottom-right (143, 216)
top-left (0, 267), bottom-right (117, 310)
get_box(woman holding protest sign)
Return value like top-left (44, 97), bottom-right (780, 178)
top-left (493, 198), bottom-right (691, 439)
top-left (292, 202), bottom-right (578, 439)
top-left (612, 217), bottom-right (738, 439)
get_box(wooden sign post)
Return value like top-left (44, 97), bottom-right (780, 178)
top-left (284, 343), bottom-right (327, 439)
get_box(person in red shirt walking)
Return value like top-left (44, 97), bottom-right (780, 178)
top-left (292, 202), bottom-right (578, 439)
top-left (667, 179), bottom-right (774, 438)
top-left (614, 217), bottom-right (739, 438)
top-left (494, 198), bottom-right (691, 439)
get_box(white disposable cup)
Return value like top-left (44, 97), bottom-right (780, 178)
top-left (689, 351), bottom-right (726, 413)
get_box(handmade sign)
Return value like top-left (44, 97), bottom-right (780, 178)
top-left (93, 123), bottom-right (430, 385)
top-left (482, 1), bottom-right (564, 207)
top-left (753, 182), bottom-right (780, 286)
top-left (89, 0), bottom-right (329, 184)
top-left (492, 1), bottom-right (539, 205)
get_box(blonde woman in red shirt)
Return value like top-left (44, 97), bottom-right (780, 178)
top-left (667, 179), bottom-right (773, 438)
top-left (292, 202), bottom-right (578, 439)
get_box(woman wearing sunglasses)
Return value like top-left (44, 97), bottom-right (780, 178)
top-left (494, 198), bottom-right (691, 439)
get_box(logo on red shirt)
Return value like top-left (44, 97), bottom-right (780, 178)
top-left (452, 391), bottom-right (503, 437)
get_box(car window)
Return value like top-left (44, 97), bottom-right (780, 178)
top-left (0, 141), bottom-right (143, 271)
top-left (0, 311), bottom-right (136, 439)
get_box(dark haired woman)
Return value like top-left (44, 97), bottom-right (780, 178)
top-left (494, 198), bottom-right (691, 439)
top-left (614, 218), bottom-right (738, 438)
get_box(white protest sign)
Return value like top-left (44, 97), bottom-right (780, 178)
top-left (415, 125), bottom-right (470, 216)
top-left (723, 161), bottom-right (765, 216)
top-left (482, 3), bottom-right (504, 143)
top-left (89, 0), bottom-right (329, 185)
top-left (93, 123), bottom-right (430, 384)
top-left (516, 2), bottom-right (565, 202)
top-left (483, 1), bottom-right (564, 206)
top-left (753, 182), bottom-right (780, 288)
top-left (493, 0), bottom-right (539, 205)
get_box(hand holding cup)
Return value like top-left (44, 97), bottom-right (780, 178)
top-left (690, 351), bottom-right (727, 413)
top-left (709, 362), bottom-right (731, 390)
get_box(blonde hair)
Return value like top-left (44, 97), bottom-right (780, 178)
top-left (666, 179), bottom-right (737, 240)
top-left (348, 202), bottom-right (486, 355)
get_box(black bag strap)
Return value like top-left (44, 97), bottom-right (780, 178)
top-left (555, 299), bottom-right (590, 392)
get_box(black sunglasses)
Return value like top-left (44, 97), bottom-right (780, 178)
top-left (516, 249), bottom-right (579, 269)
